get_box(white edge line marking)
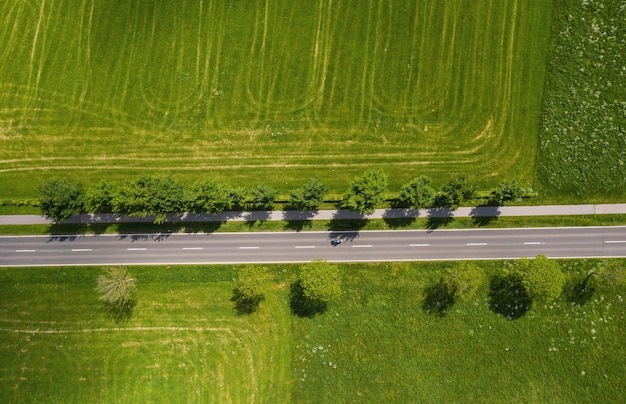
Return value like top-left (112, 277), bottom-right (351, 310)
top-left (238, 246), bottom-right (260, 249)
top-left (182, 247), bottom-right (203, 250)
top-left (352, 245), bottom-right (373, 248)
top-left (466, 243), bottom-right (488, 246)
top-left (523, 242), bottom-right (543, 245)
top-left (71, 249), bottom-right (92, 252)
top-left (16, 249), bottom-right (36, 252)
top-left (409, 244), bottom-right (430, 247)
top-left (295, 246), bottom-right (316, 249)
top-left (127, 248), bottom-right (147, 251)
top-left (605, 240), bottom-right (626, 244)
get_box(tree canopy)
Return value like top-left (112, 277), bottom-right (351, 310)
top-left (112, 175), bottom-right (185, 223)
top-left (299, 260), bottom-right (341, 306)
top-left (492, 180), bottom-right (527, 205)
top-left (439, 175), bottom-right (476, 208)
top-left (38, 179), bottom-right (84, 222)
top-left (289, 177), bottom-right (328, 211)
top-left (397, 176), bottom-right (436, 209)
top-left (514, 255), bottom-right (565, 302)
top-left (342, 169), bottom-right (388, 214)
top-left (97, 267), bottom-right (136, 321)
top-left (250, 184), bottom-right (278, 210)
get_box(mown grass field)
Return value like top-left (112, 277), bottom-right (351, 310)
top-left (1, 261), bottom-right (625, 402)
top-left (0, 0), bottom-right (551, 198)
top-left (0, 265), bottom-right (292, 402)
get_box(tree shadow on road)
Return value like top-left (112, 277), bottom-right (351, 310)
top-left (470, 204), bottom-right (501, 226)
top-left (426, 208), bottom-right (454, 230)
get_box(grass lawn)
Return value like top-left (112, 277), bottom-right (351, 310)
top-left (0, 265), bottom-right (292, 402)
top-left (0, 1), bottom-right (550, 197)
top-left (292, 261), bottom-right (626, 402)
top-left (1, 261), bottom-right (625, 402)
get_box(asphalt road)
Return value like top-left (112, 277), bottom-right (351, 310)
top-left (1, 226), bottom-right (626, 267)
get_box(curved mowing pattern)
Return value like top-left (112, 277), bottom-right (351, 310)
top-left (0, 0), bottom-right (550, 194)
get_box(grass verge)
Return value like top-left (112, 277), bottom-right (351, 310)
top-left (1, 215), bottom-right (626, 236)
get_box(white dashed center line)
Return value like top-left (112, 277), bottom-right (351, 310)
top-left (352, 245), bottom-right (373, 248)
top-left (409, 244), bottom-right (430, 247)
top-left (295, 246), bottom-right (316, 249)
top-left (16, 249), bottom-right (36, 253)
top-left (466, 243), bottom-right (488, 246)
top-left (71, 249), bottom-right (92, 252)
top-left (523, 242), bottom-right (543, 245)
top-left (605, 240), bottom-right (626, 244)
top-left (182, 247), bottom-right (203, 250)
top-left (238, 246), bottom-right (260, 250)
top-left (127, 248), bottom-right (146, 251)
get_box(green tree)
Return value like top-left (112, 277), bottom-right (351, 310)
top-left (492, 180), bottom-right (527, 205)
top-left (343, 169), bottom-right (388, 214)
top-left (232, 266), bottom-right (269, 315)
top-left (439, 175), bottom-right (476, 208)
top-left (444, 262), bottom-right (486, 301)
top-left (515, 255), bottom-right (565, 302)
top-left (227, 186), bottom-right (248, 210)
top-left (84, 180), bottom-right (115, 213)
top-left (289, 177), bottom-right (328, 211)
top-left (250, 184), bottom-right (278, 210)
top-left (97, 267), bottom-right (136, 321)
top-left (298, 260), bottom-right (341, 310)
top-left (38, 179), bottom-right (84, 222)
top-left (113, 175), bottom-right (184, 223)
top-left (397, 176), bottom-right (436, 209)
top-left (186, 179), bottom-right (232, 214)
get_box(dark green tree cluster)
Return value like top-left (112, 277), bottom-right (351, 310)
top-left (38, 175), bottom-right (282, 223)
top-left (290, 260), bottom-right (341, 317)
top-left (39, 172), bottom-right (530, 222)
top-left (231, 266), bottom-right (269, 315)
top-left (488, 255), bottom-right (565, 320)
top-left (423, 256), bottom-right (566, 320)
top-left (342, 169), bottom-right (388, 214)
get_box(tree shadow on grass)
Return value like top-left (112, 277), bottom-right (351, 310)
top-left (422, 279), bottom-right (456, 317)
top-left (564, 274), bottom-right (595, 305)
top-left (230, 288), bottom-right (264, 315)
top-left (488, 274), bottom-right (531, 320)
top-left (382, 208), bottom-right (417, 229)
top-left (289, 280), bottom-right (327, 318)
top-left (103, 301), bottom-right (135, 323)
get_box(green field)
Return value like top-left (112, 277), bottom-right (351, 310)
top-left (535, 0), bottom-right (626, 200)
top-left (1, 261), bottom-right (625, 402)
top-left (0, 265), bottom-right (291, 402)
top-left (0, 0), bottom-right (551, 198)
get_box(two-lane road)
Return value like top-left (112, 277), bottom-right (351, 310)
top-left (2, 226), bottom-right (626, 266)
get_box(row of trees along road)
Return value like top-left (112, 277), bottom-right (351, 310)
top-left (38, 171), bottom-right (531, 223)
